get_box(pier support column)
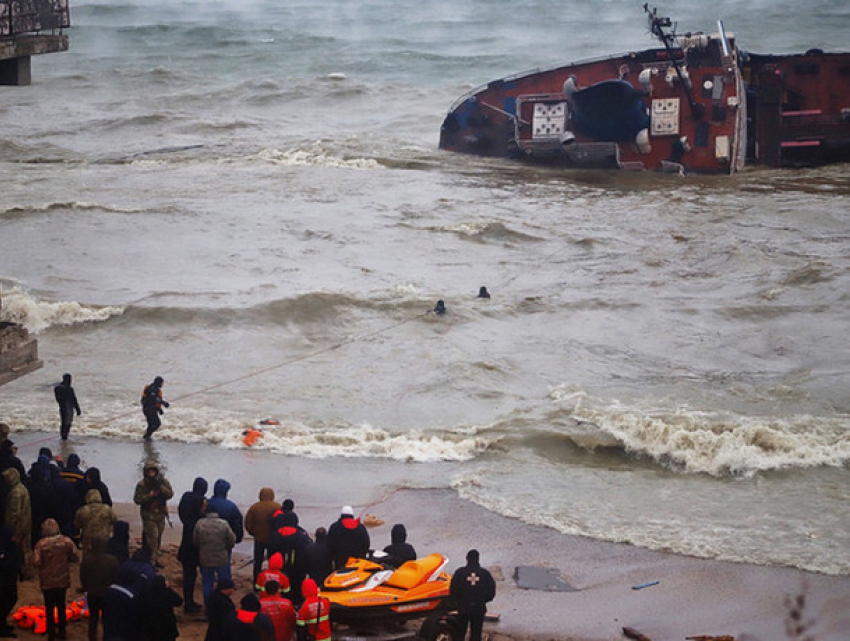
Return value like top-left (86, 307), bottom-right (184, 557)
top-left (0, 56), bottom-right (32, 86)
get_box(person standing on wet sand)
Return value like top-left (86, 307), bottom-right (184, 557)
top-left (54, 373), bottom-right (81, 441)
top-left (449, 549), bottom-right (496, 641)
top-left (141, 376), bottom-right (170, 440)
top-left (133, 461), bottom-right (173, 568)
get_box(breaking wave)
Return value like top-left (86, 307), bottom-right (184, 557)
top-left (0, 287), bottom-right (125, 333)
top-left (8, 403), bottom-right (500, 463)
top-left (0, 201), bottom-right (159, 219)
top-left (256, 143), bottom-right (382, 169)
top-left (550, 384), bottom-right (850, 477)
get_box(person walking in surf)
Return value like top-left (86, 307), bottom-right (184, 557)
top-left (54, 373), bottom-right (82, 441)
top-left (141, 376), bottom-right (170, 440)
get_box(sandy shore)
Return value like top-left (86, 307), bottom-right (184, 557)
top-left (10, 488), bottom-right (850, 641)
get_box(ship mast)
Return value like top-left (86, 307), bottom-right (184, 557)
top-left (644, 5), bottom-right (705, 120)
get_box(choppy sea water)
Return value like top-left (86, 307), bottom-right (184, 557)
top-left (1, 0), bottom-right (849, 575)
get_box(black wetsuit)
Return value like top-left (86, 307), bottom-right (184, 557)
top-left (54, 376), bottom-right (81, 440)
top-left (141, 382), bottom-right (168, 440)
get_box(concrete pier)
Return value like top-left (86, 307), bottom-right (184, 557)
top-left (0, 295), bottom-right (43, 386)
top-left (1, 0), bottom-right (70, 85)
top-left (0, 34), bottom-right (68, 85)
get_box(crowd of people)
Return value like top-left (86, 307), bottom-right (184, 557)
top-left (0, 418), bottom-right (495, 641)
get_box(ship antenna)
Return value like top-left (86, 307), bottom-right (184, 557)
top-left (644, 5), bottom-right (705, 120)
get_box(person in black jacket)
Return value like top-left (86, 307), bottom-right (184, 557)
top-left (54, 373), bottom-right (81, 441)
top-left (142, 574), bottom-right (183, 641)
top-left (141, 376), bottom-right (169, 440)
top-left (327, 506), bottom-right (370, 571)
top-left (107, 520), bottom-right (130, 565)
top-left (302, 527), bottom-right (333, 588)
top-left (178, 476), bottom-right (208, 612)
top-left (223, 593), bottom-right (275, 641)
top-left (205, 577), bottom-right (236, 641)
top-left (267, 513), bottom-right (312, 605)
top-left (0, 526), bottom-right (23, 638)
top-left (383, 523), bottom-right (416, 566)
top-left (102, 565), bottom-right (143, 641)
top-left (84, 467), bottom-right (112, 507)
top-left (449, 549), bottom-right (496, 641)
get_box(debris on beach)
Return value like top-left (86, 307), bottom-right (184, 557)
top-left (514, 565), bottom-right (578, 592)
top-left (362, 513), bottom-right (384, 527)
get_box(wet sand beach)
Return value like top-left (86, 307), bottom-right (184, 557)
top-left (11, 488), bottom-right (850, 641)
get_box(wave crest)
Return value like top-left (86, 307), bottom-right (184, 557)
top-left (256, 143), bottom-right (382, 169)
top-left (550, 385), bottom-right (850, 476)
top-left (0, 287), bottom-right (125, 333)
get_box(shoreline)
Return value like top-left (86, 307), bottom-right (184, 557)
top-left (12, 488), bottom-right (850, 641)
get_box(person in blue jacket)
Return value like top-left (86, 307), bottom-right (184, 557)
top-left (206, 479), bottom-right (244, 549)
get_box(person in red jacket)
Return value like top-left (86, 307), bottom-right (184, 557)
top-left (256, 552), bottom-right (290, 596)
top-left (296, 578), bottom-right (331, 641)
top-left (260, 580), bottom-right (297, 641)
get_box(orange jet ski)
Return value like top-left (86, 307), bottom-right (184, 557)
top-left (322, 552), bottom-right (453, 627)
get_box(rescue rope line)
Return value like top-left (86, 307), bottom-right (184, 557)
top-left (91, 311), bottom-right (432, 429)
top-left (16, 232), bottom-right (573, 449)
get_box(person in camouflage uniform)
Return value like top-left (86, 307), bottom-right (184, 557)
top-left (74, 489), bottom-right (117, 558)
top-left (132, 461), bottom-right (173, 567)
top-left (2, 467), bottom-right (32, 579)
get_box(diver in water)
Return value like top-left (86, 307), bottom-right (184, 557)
top-left (477, 286), bottom-right (490, 299)
top-left (54, 373), bottom-right (82, 441)
top-left (433, 300), bottom-right (446, 315)
top-left (141, 376), bottom-right (170, 440)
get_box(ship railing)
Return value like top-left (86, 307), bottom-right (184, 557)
top-left (0, 0), bottom-right (70, 38)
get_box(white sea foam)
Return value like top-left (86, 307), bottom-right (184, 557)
top-left (551, 384), bottom-right (850, 476)
top-left (0, 287), bottom-right (125, 333)
top-left (16, 404), bottom-right (498, 463)
top-left (256, 144), bottom-right (382, 169)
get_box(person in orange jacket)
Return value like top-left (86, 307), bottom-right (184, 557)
top-left (296, 578), bottom-right (331, 641)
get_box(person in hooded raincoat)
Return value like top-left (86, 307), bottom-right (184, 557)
top-left (74, 488), bottom-right (117, 558)
top-left (245, 487), bottom-right (280, 583)
top-left (207, 479), bottom-right (244, 547)
top-left (33, 518), bottom-right (79, 641)
top-left (2, 468), bottom-right (32, 579)
top-left (449, 549), bottom-right (496, 641)
top-left (383, 523), bottom-right (416, 566)
top-left (296, 578), bottom-right (331, 641)
top-left (178, 476), bottom-right (208, 612)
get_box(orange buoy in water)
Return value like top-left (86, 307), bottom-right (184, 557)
top-left (242, 428), bottom-right (263, 446)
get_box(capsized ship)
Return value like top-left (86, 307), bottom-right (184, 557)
top-left (439, 6), bottom-right (850, 174)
